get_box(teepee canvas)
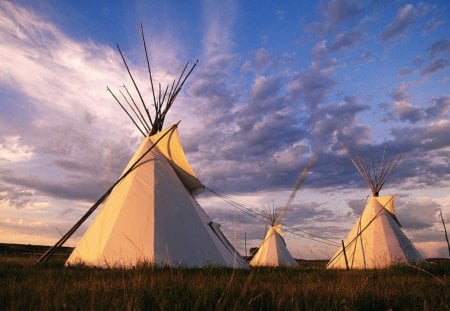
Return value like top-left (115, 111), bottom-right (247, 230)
top-left (249, 223), bottom-right (297, 267)
top-left (249, 203), bottom-right (299, 267)
top-left (326, 151), bottom-right (425, 269)
top-left (66, 125), bottom-right (247, 267)
top-left (37, 25), bottom-right (247, 268)
top-left (249, 157), bottom-right (316, 267)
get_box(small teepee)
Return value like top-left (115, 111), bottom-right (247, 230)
top-left (249, 156), bottom-right (316, 267)
top-left (37, 24), bottom-right (248, 268)
top-left (249, 206), bottom-right (297, 267)
top-left (326, 149), bottom-right (425, 269)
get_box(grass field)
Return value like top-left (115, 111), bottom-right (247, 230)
top-left (0, 245), bottom-right (448, 310)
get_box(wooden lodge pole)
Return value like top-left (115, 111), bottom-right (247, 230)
top-left (244, 232), bottom-right (247, 257)
top-left (342, 240), bottom-right (350, 271)
top-left (439, 211), bottom-right (450, 256)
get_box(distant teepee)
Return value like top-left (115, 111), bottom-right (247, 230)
top-left (326, 149), bottom-right (425, 269)
top-left (249, 206), bottom-right (297, 267)
top-left (249, 156), bottom-right (316, 267)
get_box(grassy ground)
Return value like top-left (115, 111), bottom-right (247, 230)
top-left (0, 253), bottom-right (448, 310)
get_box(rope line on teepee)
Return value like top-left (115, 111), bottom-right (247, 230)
top-left (204, 187), bottom-right (340, 247)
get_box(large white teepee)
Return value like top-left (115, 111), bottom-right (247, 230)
top-left (36, 26), bottom-right (247, 268)
top-left (66, 125), bottom-right (248, 268)
top-left (326, 152), bottom-right (425, 269)
top-left (249, 224), bottom-right (297, 267)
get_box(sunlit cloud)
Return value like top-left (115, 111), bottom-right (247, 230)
top-left (0, 136), bottom-right (34, 162)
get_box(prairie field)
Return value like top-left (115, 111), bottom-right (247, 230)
top-left (0, 244), bottom-right (448, 310)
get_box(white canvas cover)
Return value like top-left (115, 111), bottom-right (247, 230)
top-left (249, 224), bottom-right (298, 267)
top-left (148, 126), bottom-right (204, 194)
top-left (66, 125), bottom-right (248, 268)
top-left (326, 196), bottom-right (425, 269)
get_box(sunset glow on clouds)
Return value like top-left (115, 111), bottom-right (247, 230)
top-left (0, 0), bottom-right (449, 259)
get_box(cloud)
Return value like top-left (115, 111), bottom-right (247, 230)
top-left (425, 96), bottom-right (450, 120)
top-left (186, 72), bottom-right (310, 192)
top-left (423, 17), bottom-right (445, 34)
top-left (1, 217), bottom-right (47, 229)
top-left (184, 0), bottom-right (239, 131)
top-left (321, 0), bottom-right (365, 27)
top-left (312, 41), bottom-right (328, 58)
top-left (183, 5), bottom-right (318, 194)
top-left (0, 136), bottom-right (34, 162)
top-left (201, 0), bottom-right (236, 67)
top-left (394, 120), bottom-right (450, 150)
top-left (357, 51), bottom-right (373, 63)
top-left (412, 55), bottom-right (425, 66)
top-left (275, 9), bottom-right (286, 21)
top-left (305, 0), bottom-right (365, 34)
top-left (249, 75), bottom-right (280, 102)
top-left (0, 3), bottom-right (124, 117)
top-left (420, 58), bottom-right (450, 76)
top-left (3, 1), bottom-right (444, 202)
top-left (0, 170), bottom-right (104, 202)
top-left (254, 48), bottom-right (272, 73)
top-left (389, 86), bottom-right (448, 123)
top-left (394, 101), bottom-right (426, 123)
top-left (414, 38), bottom-right (450, 78)
top-left (194, 113), bottom-right (309, 193)
top-left (0, 1), bottom-right (162, 206)
top-left (309, 96), bottom-right (371, 150)
top-left (329, 30), bottom-right (363, 52)
top-left (398, 67), bottom-right (413, 76)
top-left (397, 197), bottom-right (441, 229)
top-left (289, 65), bottom-right (336, 108)
top-left (0, 2), bottom-right (140, 126)
top-left (0, 188), bottom-right (34, 209)
top-left (307, 117), bottom-right (450, 192)
top-left (380, 3), bottom-right (428, 42)
top-left (429, 39), bottom-right (450, 57)
top-left (310, 29), bottom-right (364, 55)
top-left (390, 84), bottom-right (410, 102)
top-left (282, 202), bottom-right (338, 225)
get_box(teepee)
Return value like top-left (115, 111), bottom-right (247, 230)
top-left (249, 207), bottom-right (297, 267)
top-left (66, 125), bottom-right (247, 267)
top-left (37, 24), bottom-right (248, 268)
top-left (326, 150), bottom-right (425, 269)
top-left (249, 156), bottom-right (316, 267)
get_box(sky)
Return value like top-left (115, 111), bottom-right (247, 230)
top-left (0, 0), bottom-right (449, 260)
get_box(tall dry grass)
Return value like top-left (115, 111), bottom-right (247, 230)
top-left (0, 255), bottom-right (448, 310)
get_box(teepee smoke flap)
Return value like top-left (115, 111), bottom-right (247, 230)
top-left (350, 146), bottom-right (400, 197)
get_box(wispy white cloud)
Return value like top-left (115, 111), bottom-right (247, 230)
top-left (0, 136), bottom-right (34, 162)
top-left (421, 58), bottom-right (450, 76)
top-left (305, 0), bottom-right (366, 34)
top-left (380, 3), bottom-right (429, 42)
top-left (201, 0), bottom-right (236, 64)
top-left (429, 39), bottom-right (450, 57)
